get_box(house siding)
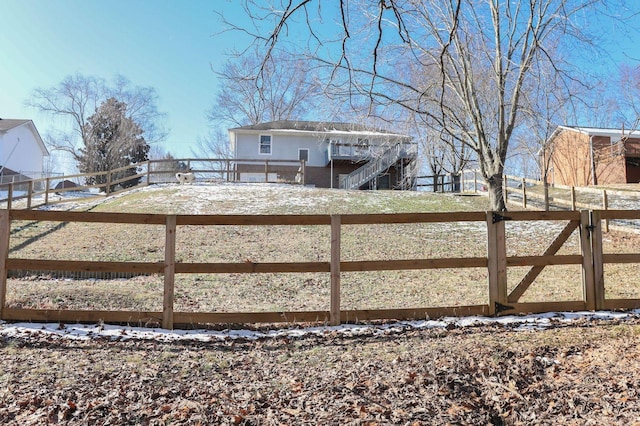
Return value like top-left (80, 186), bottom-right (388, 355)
top-left (235, 163), bottom-right (362, 188)
top-left (234, 132), bottom-right (328, 167)
top-left (548, 127), bottom-right (640, 186)
top-left (595, 154), bottom-right (626, 185)
top-left (0, 123), bottom-right (46, 178)
top-left (549, 130), bottom-right (592, 186)
top-left (229, 121), bottom-right (417, 190)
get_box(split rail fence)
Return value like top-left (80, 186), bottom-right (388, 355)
top-left (461, 170), bottom-right (640, 223)
top-left (1, 208), bottom-right (639, 329)
top-left (0, 158), bottom-right (306, 210)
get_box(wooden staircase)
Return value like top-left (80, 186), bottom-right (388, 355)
top-left (339, 144), bottom-right (416, 189)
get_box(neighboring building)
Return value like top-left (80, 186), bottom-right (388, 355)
top-left (545, 125), bottom-right (640, 186)
top-left (228, 120), bottom-right (418, 189)
top-left (0, 118), bottom-right (49, 183)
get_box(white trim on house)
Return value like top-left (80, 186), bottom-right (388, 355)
top-left (556, 125), bottom-right (640, 140)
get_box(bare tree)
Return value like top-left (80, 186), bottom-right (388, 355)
top-left (191, 129), bottom-right (231, 159)
top-left (613, 64), bottom-right (640, 131)
top-left (407, 113), bottom-right (473, 191)
top-left (517, 64), bottom-right (578, 176)
top-left (190, 129), bottom-right (232, 180)
top-left (28, 73), bottom-right (167, 167)
top-left (208, 47), bottom-right (322, 127)
top-left (229, 0), bottom-right (609, 210)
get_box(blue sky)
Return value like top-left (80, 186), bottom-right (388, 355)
top-left (3, 1), bottom-right (640, 174)
top-left (0, 0), bottom-right (252, 170)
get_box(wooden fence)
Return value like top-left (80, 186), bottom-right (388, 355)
top-left (0, 158), bottom-right (306, 210)
top-left (415, 174), bottom-right (462, 192)
top-left (461, 170), bottom-right (640, 221)
top-left (1, 208), bottom-right (638, 329)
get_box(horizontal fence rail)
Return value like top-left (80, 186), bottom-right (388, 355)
top-left (0, 158), bottom-right (307, 210)
top-left (461, 170), bottom-right (640, 228)
top-left (1, 208), bottom-right (638, 329)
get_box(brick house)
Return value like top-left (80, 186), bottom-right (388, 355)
top-left (545, 125), bottom-right (640, 186)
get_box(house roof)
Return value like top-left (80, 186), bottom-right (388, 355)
top-left (0, 118), bottom-right (31, 132)
top-left (555, 125), bottom-right (640, 139)
top-left (0, 118), bottom-right (49, 156)
top-left (230, 120), bottom-right (411, 138)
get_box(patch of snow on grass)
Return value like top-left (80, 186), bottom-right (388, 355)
top-left (1, 310), bottom-right (639, 343)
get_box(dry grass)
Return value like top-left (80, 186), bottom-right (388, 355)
top-left (5, 182), bottom-right (640, 316)
top-left (5, 183), bottom-right (640, 424)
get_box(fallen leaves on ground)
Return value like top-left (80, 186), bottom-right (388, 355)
top-left (2, 319), bottom-right (640, 425)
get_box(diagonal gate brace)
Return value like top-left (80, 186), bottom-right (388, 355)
top-left (508, 219), bottom-right (580, 303)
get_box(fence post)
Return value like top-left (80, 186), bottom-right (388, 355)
top-left (579, 210), bottom-right (597, 311)
top-left (570, 187), bottom-right (576, 211)
top-left (27, 180), bottom-right (33, 209)
top-left (544, 182), bottom-right (550, 211)
top-left (44, 178), bottom-right (50, 206)
top-left (521, 178), bottom-right (527, 209)
top-left (7, 183), bottom-right (12, 210)
top-left (301, 160), bottom-right (306, 186)
top-left (0, 210), bottom-right (9, 321)
top-left (330, 214), bottom-right (341, 326)
top-left (589, 210), bottom-right (605, 310)
top-left (474, 171), bottom-right (478, 193)
top-left (105, 172), bottom-right (111, 196)
top-left (146, 161), bottom-right (151, 185)
top-left (486, 212), bottom-right (507, 315)
top-left (163, 215), bottom-right (177, 329)
top-left (503, 175), bottom-right (508, 202)
top-left (602, 190), bottom-right (609, 232)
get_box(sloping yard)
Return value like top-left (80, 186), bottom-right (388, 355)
top-left (3, 183), bottom-right (640, 424)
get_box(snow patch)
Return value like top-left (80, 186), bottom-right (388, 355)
top-left (1, 310), bottom-right (639, 343)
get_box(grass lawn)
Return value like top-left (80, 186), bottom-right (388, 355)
top-left (3, 182), bottom-right (640, 424)
top-left (6, 183), bottom-right (640, 316)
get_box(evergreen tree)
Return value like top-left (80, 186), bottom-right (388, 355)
top-left (79, 98), bottom-right (149, 191)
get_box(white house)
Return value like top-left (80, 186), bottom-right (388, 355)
top-left (228, 120), bottom-right (418, 189)
top-left (0, 118), bottom-right (49, 182)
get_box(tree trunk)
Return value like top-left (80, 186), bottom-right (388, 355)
top-left (451, 173), bottom-right (461, 193)
top-left (487, 173), bottom-right (507, 211)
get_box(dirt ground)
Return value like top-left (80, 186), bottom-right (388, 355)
top-left (2, 316), bottom-right (640, 425)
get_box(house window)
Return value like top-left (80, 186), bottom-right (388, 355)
top-left (259, 135), bottom-right (272, 155)
top-left (299, 148), bottom-right (309, 162)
